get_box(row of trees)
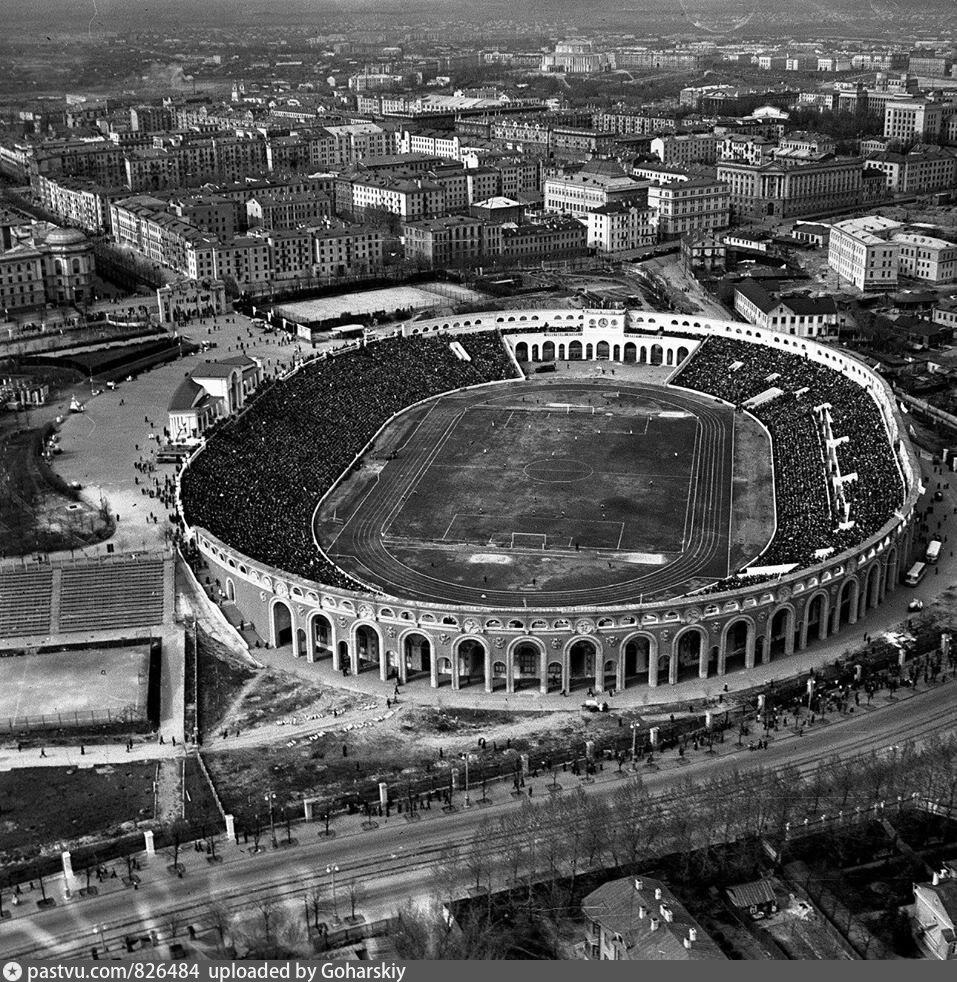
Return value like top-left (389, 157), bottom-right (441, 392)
top-left (390, 732), bottom-right (957, 957)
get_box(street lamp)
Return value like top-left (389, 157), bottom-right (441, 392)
top-left (630, 721), bottom-right (640, 764)
top-left (460, 753), bottom-right (471, 807)
top-left (326, 865), bottom-right (340, 923)
top-left (265, 791), bottom-right (278, 849)
top-left (94, 923), bottom-right (107, 954)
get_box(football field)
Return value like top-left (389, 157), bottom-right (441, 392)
top-left (386, 400), bottom-right (698, 555)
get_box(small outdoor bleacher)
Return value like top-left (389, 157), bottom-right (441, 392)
top-left (58, 557), bottom-right (166, 633)
top-left (0, 566), bottom-right (54, 637)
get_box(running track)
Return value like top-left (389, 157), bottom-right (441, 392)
top-left (320, 380), bottom-right (735, 609)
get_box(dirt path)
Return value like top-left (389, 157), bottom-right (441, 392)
top-left (154, 757), bottom-right (183, 824)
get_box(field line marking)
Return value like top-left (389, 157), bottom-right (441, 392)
top-left (327, 473), bottom-right (381, 549)
top-left (384, 410), bottom-right (466, 535)
top-left (681, 416), bottom-right (703, 549)
top-left (616, 522), bottom-right (625, 551)
top-left (726, 412), bottom-right (736, 577)
top-left (441, 513), bottom-right (459, 542)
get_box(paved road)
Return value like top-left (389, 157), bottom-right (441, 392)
top-left (3, 676), bottom-right (953, 960)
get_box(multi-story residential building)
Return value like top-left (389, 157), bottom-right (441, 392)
top-left (311, 224), bottom-right (384, 280)
top-left (866, 145), bottom-right (957, 193)
top-left (582, 876), bottom-right (723, 961)
top-left (35, 175), bottom-right (122, 233)
top-left (585, 201), bottom-right (654, 256)
top-left (246, 191), bottom-right (331, 230)
top-left (616, 49), bottom-right (703, 70)
top-left (733, 279), bottom-right (839, 337)
top-left (884, 99), bottom-right (945, 143)
top-left (501, 217), bottom-right (587, 262)
top-left (322, 122), bottom-right (395, 164)
top-left (716, 156), bottom-right (864, 220)
top-left (650, 132), bottom-right (719, 166)
top-left (719, 134), bottom-right (776, 166)
top-left (167, 194), bottom-right (237, 240)
top-left (338, 173), bottom-right (445, 220)
top-left (130, 105), bottom-right (172, 133)
top-left (778, 131), bottom-right (837, 156)
top-left (907, 52), bottom-right (952, 77)
top-left (827, 215), bottom-right (902, 291)
top-left (544, 160), bottom-right (646, 217)
top-left (646, 178), bottom-right (730, 240)
top-left (124, 147), bottom-right (183, 192)
top-left (892, 232), bottom-right (957, 283)
top-left (402, 215), bottom-right (503, 267)
top-left (214, 236), bottom-right (272, 288)
top-left (255, 229), bottom-right (313, 282)
top-left (397, 129), bottom-right (465, 160)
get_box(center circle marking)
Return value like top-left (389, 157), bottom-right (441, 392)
top-left (523, 457), bottom-right (594, 483)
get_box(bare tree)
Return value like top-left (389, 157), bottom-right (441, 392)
top-left (204, 898), bottom-right (234, 955)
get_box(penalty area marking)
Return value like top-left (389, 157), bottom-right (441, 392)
top-left (469, 554), bottom-right (512, 565)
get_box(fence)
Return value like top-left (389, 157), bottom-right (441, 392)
top-left (1, 705), bottom-right (147, 733)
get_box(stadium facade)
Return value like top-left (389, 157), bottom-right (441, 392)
top-left (182, 309), bottom-right (921, 696)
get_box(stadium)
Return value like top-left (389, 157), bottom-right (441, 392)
top-left (179, 307), bottom-right (922, 697)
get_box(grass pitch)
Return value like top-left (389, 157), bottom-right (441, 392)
top-left (386, 391), bottom-right (698, 556)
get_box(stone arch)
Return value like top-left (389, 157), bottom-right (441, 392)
top-left (309, 610), bottom-right (335, 662)
top-left (677, 346), bottom-right (689, 364)
top-left (665, 348), bottom-right (674, 366)
top-left (514, 341), bottom-right (529, 361)
top-left (673, 625), bottom-right (707, 682)
top-left (400, 630), bottom-right (432, 683)
top-left (596, 340), bottom-right (610, 360)
top-left (271, 597), bottom-right (294, 649)
top-left (542, 340), bottom-right (555, 361)
top-left (225, 578), bottom-right (235, 602)
top-left (565, 636), bottom-right (599, 692)
top-left (767, 604), bottom-right (796, 661)
top-left (585, 342), bottom-right (594, 360)
top-left (509, 637), bottom-right (545, 693)
top-left (833, 576), bottom-right (859, 633)
top-left (721, 616), bottom-right (755, 674)
top-left (639, 345), bottom-right (648, 364)
top-left (622, 632), bottom-right (656, 686)
top-left (569, 340), bottom-right (583, 360)
top-left (353, 622), bottom-right (385, 679)
top-left (612, 343), bottom-right (621, 361)
top-left (531, 343), bottom-right (540, 361)
top-left (454, 636), bottom-right (487, 689)
top-left (651, 343), bottom-right (663, 365)
top-left (623, 341), bottom-right (637, 363)
top-left (803, 590), bottom-right (830, 647)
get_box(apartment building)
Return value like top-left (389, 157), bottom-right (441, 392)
top-left (35, 174), bottom-right (121, 233)
top-left (311, 224), bottom-right (384, 280)
top-left (544, 160), bottom-right (646, 217)
top-left (501, 218), bottom-right (587, 262)
top-left (827, 215), bottom-right (902, 291)
top-left (733, 279), bottom-right (839, 337)
top-left (338, 173), bottom-right (445, 220)
top-left (646, 178), bottom-right (730, 240)
top-left (884, 100), bottom-right (945, 143)
top-left (585, 201), bottom-right (655, 255)
top-left (892, 232), bottom-right (957, 283)
top-left (402, 215), bottom-right (503, 267)
top-left (650, 132), bottom-right (720, 166)
top-left (246, 191), bottom-right (332, 230)
top-left (866, 146), bottom-right (957, 193)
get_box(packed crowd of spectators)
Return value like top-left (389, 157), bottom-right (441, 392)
top-left (180, 331), bottom-right (517, 589)
top-left (674, 337), bottom-right (904, 570)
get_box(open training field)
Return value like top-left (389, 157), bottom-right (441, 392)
top-left (276, 281), bottom-right (487, 324)
top-left (387, 398), bottom-right (697, 554)
top-left (0, 644), bottom-right (150, 730)
top-left (321, 379), bottom-right (746, 606)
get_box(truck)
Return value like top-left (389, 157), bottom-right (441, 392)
top-left (925, 540), bottom-right (942, 564)
top-left (904, 561), bottom-right (927, 586)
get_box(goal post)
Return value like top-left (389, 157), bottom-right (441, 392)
top-left (510, 532), bottom-right (547, 551)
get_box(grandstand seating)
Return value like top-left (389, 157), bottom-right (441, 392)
top-left (181, 331), bottom-right (518, 586)
top-left (59, 558), bottom-right (166, 632)
top-left (0, 566), bottom-right (53, 638)
top-left (673, 336), bottom-right (903, 569)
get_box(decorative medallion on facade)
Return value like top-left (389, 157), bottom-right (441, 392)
top-left (358, 604), bottom-right (373, 619)
top-left (464, 618), bottom-right (479, 634)
top-left (575, 618), bottom-right (596, 635)
top-left (685, 607), bottom-right (702, 623)
top-left (494, 637), bottom-right (505, 649)
top-left (337, 616), bottom-right (348, 629)
top-left (386, 626), bottom-right (397, 639)
top-left (606, 636), bottom-right (620, 648)
top-left (439, 633), bottom-right (451, 646)
top-left (274, 580), bottom-right (288, 598)
top-left (551, 638), bottom-right (561, 649)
